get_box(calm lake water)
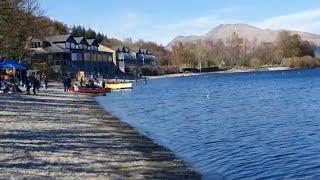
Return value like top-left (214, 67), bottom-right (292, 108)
top-left (96, 69), bottom-right (320, 179)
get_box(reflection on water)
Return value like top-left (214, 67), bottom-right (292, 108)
top-left (97, 69), bottom-right (320, 179)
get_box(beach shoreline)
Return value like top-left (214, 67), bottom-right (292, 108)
top-left (0, 85), bottom-right (200, 179)
top-left (146, 66), bottom-right (292, 80)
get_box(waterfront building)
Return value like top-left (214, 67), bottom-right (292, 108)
top-left (98, 45), bottom-right (116, 65)
top-left (116, 47), bottom-right (137, 72)
top-left (27, 34), bottom-right (118, 77)
top-left (136, 49), bottom-right (156, 66)
top-left (116, 47), bottom-right (156, 72)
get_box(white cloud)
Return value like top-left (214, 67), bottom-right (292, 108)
top-left (158, 7), bottom-right (243, 32)
top-left (127, 12), bottom-right (137, 19)
top-left (256, 8), bottom-right (320, 33)
top-left (122, 12), bottom-right (147, 29)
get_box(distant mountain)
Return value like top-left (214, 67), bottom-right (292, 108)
top-left (167, 24), bottom-right (320, 49)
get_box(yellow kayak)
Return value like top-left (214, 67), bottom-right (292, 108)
top-left (106, 82), bottom-right (133, 90)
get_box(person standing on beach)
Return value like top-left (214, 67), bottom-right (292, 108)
top-left (36, 72), bottom-right (41, 92)
top-left (80, 77), bottom-right (84, 87)
top-left (102, 79), bottom-right (105, 89)
top-left (31, 75), bottom-right (37, 95)
top-left (62, 77), bottom-right (67, 92)
top-left (66, 77), bottom-right (71, 92)
top-left (36, 79), bottom-right (41, 93)
top-left (25, 77), bottom-right (31, 95)
top-left (43, 75), bottom-right (48, 89)
top-left (0, 76), bottom-right (3, 90)
top-left (73, 83), bottom-right (79, 97)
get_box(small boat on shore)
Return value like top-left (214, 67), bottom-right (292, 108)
top-left (106, 82), bottom-right (133, 90)
top-left (70, 86), bottom-right (110, 94)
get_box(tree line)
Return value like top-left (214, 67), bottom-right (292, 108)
top-left (169, 31), bottom-right (318, 69)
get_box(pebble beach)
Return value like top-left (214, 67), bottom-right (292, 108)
top-left (0, 84), bottom-right (200, 179)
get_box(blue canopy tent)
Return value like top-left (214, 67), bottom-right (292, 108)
top-left (0, 59), bottom-right (27, 71)
top-left (0, 59), bottom-right (27, 85)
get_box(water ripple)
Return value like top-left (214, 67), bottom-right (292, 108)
top-left (97, 69), bottom-right (320, 179)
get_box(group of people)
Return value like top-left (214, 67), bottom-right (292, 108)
top-left (86, 78), bottom-right (106, 88)
top-left (0, 72), bottom-right (48, 95)
top-left (65, 76), bottom-right (105, 90)
top-left (0, 76), bottom-right (22, 93)
top-left (62, 76), bottom-right (80, 97)
top-left (62, 76), bottom-right (107, 96)
top-left (24, 73), bottom-right (48, 95)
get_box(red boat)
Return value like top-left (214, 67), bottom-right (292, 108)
top-left (69, 86), bottom-right (110, 94)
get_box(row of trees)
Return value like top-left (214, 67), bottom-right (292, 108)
top-left (70, 26), bottom-right (128, 50)
top-left (169, 31), bottom-right (317, 69)
top-left (71, 25), bottom-right (106, 43)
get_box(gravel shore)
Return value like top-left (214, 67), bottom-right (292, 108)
top-left (146, 67), bottom-right (292, 80)
top-left (0, 85), bottom-right (200, 179)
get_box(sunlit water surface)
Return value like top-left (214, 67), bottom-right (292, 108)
top-left (96, 69), bottom-right (320, 179)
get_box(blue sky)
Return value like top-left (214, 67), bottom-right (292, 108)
top-left (40, 0), bottom-right (320, 45)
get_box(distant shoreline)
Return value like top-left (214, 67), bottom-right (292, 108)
top-left (146, 66), bottom-right (292, 80)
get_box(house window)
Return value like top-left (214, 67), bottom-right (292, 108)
top-left (43, 41), bottom-right (51, 47)
top-left (98, 54), bottom-right (103, 61)
top-left (48, 54), bottom-right (53, 60)
top-left (91, 54), bottom-right (97, 61)
top-left (108, 55), bottom-right (112, 62)
top-left (71, 42), bottom-right (76, 49)
top-left (76, 53), bottom-right (83, 61)
top-left (31, 42), bottom-right (41, 48)
top-left (66, 42), bottom-right (71, 49)
top-left (83, 44), bottom-right (87, 50)
top-left (84, 53), bottom-right (91, 61)
top-left (79, 44), bottom-right (83, 49)
top-left (103, 55), bottom-right (107, 62)
top-left (88, 46), bottom-right (91, 51)
top-left (71, 53), bottom-right (77, 61)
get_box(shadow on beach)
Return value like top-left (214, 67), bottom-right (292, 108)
top-left (0, 90), bottom-right (200, 179)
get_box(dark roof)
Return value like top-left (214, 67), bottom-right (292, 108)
top-left (32, 43), bottom-right (68, 54)
top-left (30, 37), bottom-right (47, 42)
top-left (121, 46), bottom-right (131, 53)
top-left (137, 49), bottom-right (152, 55)
top-left (48, 43), bottom-right (69, 53)
top-left (45, 34), bottom-right (72, 43)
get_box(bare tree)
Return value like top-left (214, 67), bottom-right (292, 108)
top-left (0, 0), bottom-right (44, 60)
